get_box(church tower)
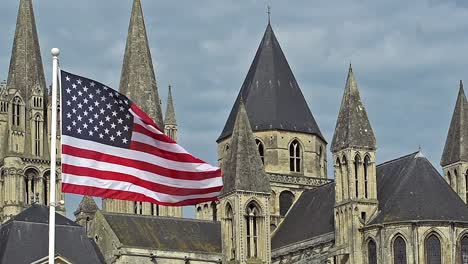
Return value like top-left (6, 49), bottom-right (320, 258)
top-left (102, 0), bottom-right (181, 217)
top-left (219, 101), bottom-right (271, 264)
top-left (441, 81), bottom-right (468, 203)
top-left (0, 0), bottom-right (65, 221)
top-left (200, 21), bottom-right (329, 228)
top-left (164, 85), bottom-right (177, 140)
top-left (331, 65), bottom-right (378, 264)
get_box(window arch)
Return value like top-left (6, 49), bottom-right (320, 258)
top-left (211, 201), bottom-right (217, 221)
top-left (364, 155), bottom-right (371, 198)
top-left (354, 155), bottom-right (361, 198)
top-left (289, 139), bottom-right (301, 172)
top-left (43, 171), bottom-right (49, 206)
top-left (12, 97), bottom-right (21, 126)
top-left (342, 156), bottom-right (348, 199)
top-left (24, 168), bottom-right (39, 204)
top-left (196, 206), bottom-right (202, 218)
top-left (34, 115), bottom-right (41, 156)
top-left (336, 157), bottom-right (344, 201)
top-left (279, 191), bottom-right (294, 217)
top-left (393, 236), bottom-right (407, 264)
top-left (448, 171), bottom-right (452, 187)
top-left (225, 203), bottom-right (234, 260)
top-left (255, 139), bottom-right (265, 164)
top-left (368, 239), bottom-right (377, 264)
top-left (461, 235), bottom-right (468, 264)
top-left (246, 202), bottom-right (260, 259)
top-left (465, 169), bottom-right (468, 202)
top-left (425, 234), bottom-right (441, 264)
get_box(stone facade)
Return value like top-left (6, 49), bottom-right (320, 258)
top-left (0, 0), bottom-right (65, 222)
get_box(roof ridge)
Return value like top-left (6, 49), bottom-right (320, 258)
top-left (102, 211), bottom-right (219, 224)
top-left (376, 151), bottom-right (419, 168)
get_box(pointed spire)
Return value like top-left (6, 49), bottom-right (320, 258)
top-left (74, 196), bottom-right (99, 216)
top-left (119, 0), bottom-right (164, 128)
top-left (218, 23), bottom-right (324, 142)
top-left (221, 101), bottom-right (271, 195)
top-left (164, 85), bottom-right (177, 126)
top-left (7, 0), bottom-right (46, 100)
top-left (267, 4), bottom-right (271, 24)
top-left (331, 65), bottom-right (376, 152)
top-left (441, 82), bottom-right (468, 166)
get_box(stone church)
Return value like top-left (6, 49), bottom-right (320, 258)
top-left (2, 0), bottom-right (468, 264)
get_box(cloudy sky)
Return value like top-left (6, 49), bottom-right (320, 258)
top-left (1, 0), bottom-right (467, 219)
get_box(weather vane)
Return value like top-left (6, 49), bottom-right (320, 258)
top-left (267, 4), bottom-right (271, 24)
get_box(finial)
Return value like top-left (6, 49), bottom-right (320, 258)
top-left (460, 80), bottom-right (464, 89)
top-left (418, 145), bottom-right (421, 152)
top-left (349, 62), bottom-right (353, 72)
top-left (51, 48), bottom-right (60, 57)
top-left (267, 4), bottom-right (271, 24)
top-left (168, 84), bottom-right (172, 92)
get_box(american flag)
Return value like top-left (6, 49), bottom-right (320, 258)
top-left (60, 70), bottom-right (223, 206)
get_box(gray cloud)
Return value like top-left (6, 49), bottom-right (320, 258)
top-left (0, 0), bottom-right (466, 218)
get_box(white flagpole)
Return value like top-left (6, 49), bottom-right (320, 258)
top-left (49, 48), bottom-right (60, 264)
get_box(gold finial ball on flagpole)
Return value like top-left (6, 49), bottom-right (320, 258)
top-left (51, 48), bottom-right (60, 56)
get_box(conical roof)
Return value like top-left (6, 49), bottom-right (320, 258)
top-left (221, 101), bottom-right (271, 195)
top-left (119, 0), bottom-right (164, 128)
top-left (218, 23), bottom-right (324, 142)
top-left (164, 85), bottom-right (177, 126)
top-left (331, 65), bottom-right (376, 152)
top-left (6, 0), bottom-right (46, 101)
top-left (441, 81), bottom-right (468, 166)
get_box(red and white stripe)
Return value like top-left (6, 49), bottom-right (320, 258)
top-left (61, 104), bottom-right (223, 206)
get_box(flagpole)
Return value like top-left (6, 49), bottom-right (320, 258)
top-left (49, 47), bottom-right (60, 264)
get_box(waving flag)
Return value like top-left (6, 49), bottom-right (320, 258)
top-left (60, 70), bottom-right (222, 206)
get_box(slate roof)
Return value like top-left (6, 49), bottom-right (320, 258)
top-left (218, 23), bottom-right (324, 142)
top-left (119, 0), bottom-right (164, 127)
top-left (271, 183), bottom-right (335, 250)
top-left (331, 65), bottom-right (376, 152)
top-left (370, 151), bottom-right (468, 224)
top-left (102, 212), bottom-right (222, 253)
top-left (221, 101), bottom-right (271, 194)
top-left (0, 205), bottom-right (104, 264)
top-left (272, 152), bottom-right (468, 250)
top-left (441, 81), bottom-right (468, 166)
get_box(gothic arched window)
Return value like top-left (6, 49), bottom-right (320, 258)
top-left (255, 139), bottom-right (265, 164)
top-left (364, 155), bottom-right (371, 198)
top-left (211, 201), bottom-right (217, 221)
top-left (43, 171), bottom-right (49, 205)
top-left (279, 191), bottom-right (294, 217)
top-left (289, 139), bottom-right (301, 172)
top-left (24, 169), bottom-right (38, 204)
top-left (368, 239), bottom-right (377, 264)
top-left (342, 156), bottom-right (348, 199)
top-left (393, 236), bottom-right (407, 264)
top-left (34, 115), bottom-right (41, 156)
top-left (354, 155), bottom-right (361, 198)
top-left (425, 234), bottom-right (441, 264)
top-left (465, 170), bottom-right (468, 202)
top-left (448, 171), bottom-right (452, 187)
top-left (225, 203), bottom-right (234, 260)
top-left (460, 235), bottom-right (468, 264)
top-left (246, 203), bottom-right (260, 259)
top-left (12, 97), bottom-right (21, 126)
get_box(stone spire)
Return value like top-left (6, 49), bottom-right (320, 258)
top-left (164, 85), bottom-right (177, 126)
top-left (222, 101), bottom-right (271, 195)
top-left (331, 65), bottom-right (376, 152)
top-left (6, 0), bottom-right (46, 101)
top-left (441, 81), bottom-right (468, 166)
top-left (74, 196), bottom-right (99, 228)
top-left (119, 0), bottom-right (164, 128)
